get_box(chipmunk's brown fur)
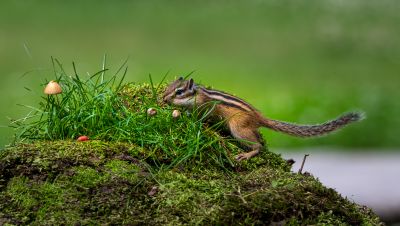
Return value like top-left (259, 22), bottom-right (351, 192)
top-left (163, 77), bottom-right (363, 160)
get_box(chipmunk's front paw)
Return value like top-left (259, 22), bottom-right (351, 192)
top-left (235, 153), bottom-right (250, 161)
top-left (235, 150), bottom-right (260, 161)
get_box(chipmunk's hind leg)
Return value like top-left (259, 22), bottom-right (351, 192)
top-left (230, 125), bottom-right (264, 161)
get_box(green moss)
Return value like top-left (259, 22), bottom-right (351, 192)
top-left (0, 141), bottom-right (382, 225)
top-left (104, 159), bottom-right (139, 182)
top-left (72, 166), bottom-right (109, 188)
top-left (6, 177), bottom-right (37, 211)
top-left (153, 171), bottom-right (227, 224)
top-left (2, 176), bottom-right (81, 225)
top-left (34, 182), bottom-right (79, 224)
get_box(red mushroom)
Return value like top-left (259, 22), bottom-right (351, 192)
top-left (77, 136), bottom-right (89, 142)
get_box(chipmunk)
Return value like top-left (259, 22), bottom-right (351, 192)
top-left (163, 77), bottom-right (363, 161)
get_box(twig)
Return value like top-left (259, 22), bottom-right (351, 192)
top-left (298, 154), bottom-right (309, 174)
top-left (237, 186), bottom-right (247, 204)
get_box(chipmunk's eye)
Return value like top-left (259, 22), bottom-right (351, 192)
top-left (175, 89), bottom-right (184, 96)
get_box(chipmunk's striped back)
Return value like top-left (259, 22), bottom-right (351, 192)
top-left (199, 87), bottom-right (256, 112)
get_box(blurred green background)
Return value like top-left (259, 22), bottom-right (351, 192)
top-left (1, 0), bottom-right (399, 149)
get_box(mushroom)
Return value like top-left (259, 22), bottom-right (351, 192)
top-left (147, 108), bottom-right (157, 116)
top-left (44, 80), bottom-right (62, 95)
top-left (77, 136), bottom-right (90, 142)
top-left (172, 109), bottom-right (181, 119)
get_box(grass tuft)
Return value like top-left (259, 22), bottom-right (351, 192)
top-left (10, 60), bottom-right (239, 169)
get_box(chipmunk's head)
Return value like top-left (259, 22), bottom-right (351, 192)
top-left (163, 77), bottom-right (197, 107)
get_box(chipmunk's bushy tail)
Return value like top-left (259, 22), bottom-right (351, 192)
top-left (261, 112), bottom-right (364, 137)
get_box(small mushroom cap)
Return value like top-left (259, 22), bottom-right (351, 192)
top-left (147, 108), bottom-right (157, 116)
top-left (172, 109), bottom-right (181, 118)
top-left (77, 135), bottom-right (89, 142)
top-left (44, 80), bottom-right (62, 95)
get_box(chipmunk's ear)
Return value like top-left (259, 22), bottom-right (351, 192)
top-left (178, 76), bottom-right (183, 81)
top-left (188, 78), bottom-right (194, 90)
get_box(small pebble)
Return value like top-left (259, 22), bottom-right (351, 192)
top-left (147, 108), bottom-right (157, 116)
top-left (172, 109), bottom-right (181, 119)
top-left (77, 136), bottom-right (89, 142)
top-left (148, 186), bottom-right (158, 196)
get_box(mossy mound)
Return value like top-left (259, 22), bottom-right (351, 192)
top-left (3, 73), bottom-right (382, 225)
top-left (0, 141), bottom-right (381, 225)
